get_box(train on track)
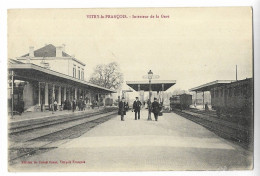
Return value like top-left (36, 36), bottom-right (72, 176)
top-left (170, 94), bottom-right (192, 110)
top-left (210, 78), bottom-right (253, 117)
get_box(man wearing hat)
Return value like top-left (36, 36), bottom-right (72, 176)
top-left (118, 97), bottom-right (127, 121)
top-left (152, 97), bottom-right (160, 121)
top-left (133, 97), bottom-right (142, 120)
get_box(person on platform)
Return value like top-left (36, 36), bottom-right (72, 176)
top-left (64, 100), bottom-right (67, 110)
top-left (152, 97), bottom-right (160, 121)
top-left (54, 100), bottom-right (58, 111)
top-left (118, 97), bottom-right (127, 121)
top-left (67, 100), bottom-right (71, 110)
top-left (78, 96), bottom-right (83, 111)
top-left (205, 102), bottom-right (209, 111)
top-left (72, 99), bottom-right (76, 112)
top-left (17, 100), bottom-right (24, 115)
top-left (133, 97), bottom-right (142, 120)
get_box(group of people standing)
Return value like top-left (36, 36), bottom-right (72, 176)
top-left (118, 97), bottom-right (161, 121)
top-left (63, 97), bottom-right (86, 112)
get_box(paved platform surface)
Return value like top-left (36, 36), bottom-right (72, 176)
top-left (10, 110), bottom-right (253, 171)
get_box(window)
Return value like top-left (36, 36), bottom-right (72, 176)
top-left (81, 69), bottom-right (84, 80)
top-left (73, 65), bottom-right (76, 78)
top-left (78, 67), bottom-right (80, 79)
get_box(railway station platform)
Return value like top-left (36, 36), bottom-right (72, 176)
top-left (10, 109), bottom-right (253, 171)
top-left (9, 106), bottom-right (109, 123)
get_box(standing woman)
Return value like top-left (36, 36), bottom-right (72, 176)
top-left (152, 97), bottom-right (160, 121)
top-left (118, 97), bottom-right (127, 121)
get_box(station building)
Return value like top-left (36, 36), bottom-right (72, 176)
top-left (8, 44), bottom-right (115, 112)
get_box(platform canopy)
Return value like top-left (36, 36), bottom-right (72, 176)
top-left (126, 80), bottom-right (176, 92)
top-left (189, 80), bottom-right (235, 92)
top-left (8, 63), bottom-right (116, 94)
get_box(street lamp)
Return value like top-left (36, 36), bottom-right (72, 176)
top-left (147, 70), bottom-right (153, 121)
top-left (148, 70), bottom-right (153, 79)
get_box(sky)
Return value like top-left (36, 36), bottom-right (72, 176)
top-left (8, 7), bottom-right (253, 94)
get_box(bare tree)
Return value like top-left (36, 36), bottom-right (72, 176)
top-left (171, 89), bottom-right (188, 95)
top-left (89, 62), bottom-right (124, 90)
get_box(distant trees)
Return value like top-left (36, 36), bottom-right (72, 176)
top-left (172, 89), bottom-right (188, 95)
top-left (89, 62), bottom-right (124, 90)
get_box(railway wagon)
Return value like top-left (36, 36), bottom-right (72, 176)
top-left (170, 94), bottom-right (192, 110)
top-left (210, 78), bottom-right (253, 117)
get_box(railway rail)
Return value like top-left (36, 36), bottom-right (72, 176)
top-left (8, 107), bottom-right (118, 164)
top-left (188, 108), bottom-right (252, 128)
top-left (173, 109), bottom-right (253, 151)
top-left (9, 108), bottom-right (116, 135)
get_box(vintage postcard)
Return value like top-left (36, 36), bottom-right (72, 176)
top-left (7, 7), bottom-right (253, 172)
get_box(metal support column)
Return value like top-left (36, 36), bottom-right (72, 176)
top-left (138, 84), bottom-right (141, 101)
top-left (68, 88), bottom-right (71, 101)
top-left (58, 86), bottom-right (61, 105)
top-left (195, 91), bottom-right (197, 108)
top-left (45, 83), bottom-right (49, 105)
top-left (64, 87), bottom-right (66, 101)
top-left (11, 71), bottom-right (14, 118)
top-left (75, 88), bottom-right (77, 100)
top-left (157, 91), bottom-right (160, 103)
top-left (148, 79), bottom-right (152, 121)
top-left (52, 84), bottom-right (55, 114)
top-left (38, 82), bottom-right (41, 106)
top-left (202, 91), bottom-right (205, 109)
top-left (162, 84), bottom-right (164, 104)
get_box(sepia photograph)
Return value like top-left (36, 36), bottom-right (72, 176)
top-left (6, 7), bottom-right (255, 172)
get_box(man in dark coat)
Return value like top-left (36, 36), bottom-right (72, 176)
top-left (72, 99), bottom-right (76, 112)
top-left (118, 97), bottom-right (127, 121)
top-left (152, 97), bottom-right (160, 121)
top-left (78, 97), bottom-right (83, 111)
top-left (133, 97), bottom-right (142, 120)
top-left (17, 100), bottom-right (24, 115)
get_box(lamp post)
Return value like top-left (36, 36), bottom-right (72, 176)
top-left (147, 70), bottom-right (153, 121)
top-left (142, 70), bottom-right (159, 120)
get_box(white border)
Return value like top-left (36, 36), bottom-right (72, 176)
top-left (1, 0), bottom-right (259, 176)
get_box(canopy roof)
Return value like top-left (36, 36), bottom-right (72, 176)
top-left (126, 80), bottom-right (176, 92)
top-left (8, 63), bottom-right (116, 94)
top-left (189, 80), bottom-right (235, 92)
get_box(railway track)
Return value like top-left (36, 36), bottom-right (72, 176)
top-left (9, 108), bottom-right (116, 135)
top-left (173, 109), bottom-right (253, 151)
top-left (8, 108), bottom-right (118, 164)
top-left (188, 108), bottom-right (252, 128)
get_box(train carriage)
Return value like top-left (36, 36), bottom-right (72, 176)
top-left (210, 78), bottom-right (253, 117)
top-left (170, 93), bottom-right (192, 110)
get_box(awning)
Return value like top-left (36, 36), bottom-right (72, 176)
top-left (8, 63), bottom-right (116, 94)
top-left (126, 80), bottom-right (176, 92)
top-left (189, 80), bottom-right (235, 92)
